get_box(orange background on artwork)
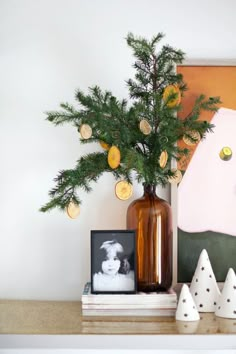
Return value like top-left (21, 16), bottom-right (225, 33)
top-left (177, 65), bottom-right (236, 170)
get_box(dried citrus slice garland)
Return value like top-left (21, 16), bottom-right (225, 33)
top-left (80, 124), bottom-right (92, 139)
top-left (108, 146), bottom-right (121, 169)
top-left (66, 201), bottom-right (80, 219)
top-left (115, 180), bottom-right (133, 200)
top-left (163, 85), bottom-right (181, 108)
top-left (139, 119), bottom-right (152, 135)
top-left (99, 140), bottom-right (110, 150)
top-left (183, 130), bottom-right (201, 146)
top-left (168, 168), bottom-right (182, 184)
top-left (159, 150), bottom-right (168, 168)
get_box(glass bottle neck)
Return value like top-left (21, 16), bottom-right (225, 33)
top-left (143, 184), bottom-right (157, 196)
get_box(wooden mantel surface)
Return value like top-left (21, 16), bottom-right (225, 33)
top-left (0, 300), bottom-right (235, 335)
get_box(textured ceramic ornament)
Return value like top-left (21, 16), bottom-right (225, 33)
top-left (215, 268), bottom-right (236, 319)
top-left (190, 249), bottom-right (221, 312)
top-left (175, 284), bottom-right (200, 321)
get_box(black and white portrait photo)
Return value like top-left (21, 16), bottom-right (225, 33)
top-left (91, 230), bottom-right (136, 294)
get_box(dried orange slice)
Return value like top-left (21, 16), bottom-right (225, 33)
top-left (80, 124), bottom-right (92, 139)
top-left (115, 180), bottom-right (133, 200)
top-left (66, 201), bottom-right (80, 219)
top-left (139, 119), bottom-right (152, 135)
top-left (163, 85), bottom-right (181, 108)
top-left (159, 150), bottom-right (168, 168)
top-left (183, 130), bottom-right (201, 146)
top-left (99, 140), bottom-right (110, 150)
top-left (168, 169), bottom-right (182, 184)
top-left (108, 146), bottom-right (121, 169)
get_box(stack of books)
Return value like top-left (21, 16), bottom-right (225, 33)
top-left (81, 282), bottom-right (177, 317)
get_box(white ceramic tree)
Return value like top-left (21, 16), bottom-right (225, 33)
top-left (215, 268), bottom-right (236, 319)
top-left (176, 284), bottom-right (200, 321)
top-left (190, 249), bottom-right (221, 312)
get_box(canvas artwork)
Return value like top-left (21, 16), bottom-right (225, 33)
top-left (175, 62), bottom-right (236, 283)
top-left (91, 230), bottom-right (136, 294)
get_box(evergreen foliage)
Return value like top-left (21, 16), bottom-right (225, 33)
top-left (40, 33), bottom-right (220, 212)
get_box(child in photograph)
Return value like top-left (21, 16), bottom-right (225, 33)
top-left (93, 239), bottom-right (134, 292)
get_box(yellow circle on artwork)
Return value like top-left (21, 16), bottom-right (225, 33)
top-left (108, 146), bottom-right (121, 169)
top-left (115, 180), bottom-right (133, 200)
top-left (99, 140), bottom-right (110, 150)
top-left (139, 119), bottom-right (152, 135)
top-left (80, 124), bottom-right (92, 139)
top-left (183, 130), bottom-right (201, 146)
top-left (163, 85), bottom-right (181, 108)
top-left (219, 147), bottom-right (232, 161)
top-left (159, 150), bottom-right (168, 169)
top-left (66, 201), bottom-right (80, 219)
top-left (168, 169), bottom-right (182, 184)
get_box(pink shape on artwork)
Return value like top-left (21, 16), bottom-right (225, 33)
top-left (178, 108), bottom-right (236, 237)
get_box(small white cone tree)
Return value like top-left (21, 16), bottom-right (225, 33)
top-left (176, 284), bottom-right (200, 321)
top-left (190, 249), bottom-right (221, 312)
top-left (215, 268), bottom-right (236, 319)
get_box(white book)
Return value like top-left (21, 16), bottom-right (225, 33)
top-left (82, 308), bottom-right (175, 317)
top-left (82, 303), bottom-right (176, 310)
top-left (81, 283), bottom-right (177, 306)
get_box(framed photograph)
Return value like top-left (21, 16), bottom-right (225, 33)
top-left (91, 230), bottom-right (137, 294)
top-left (172, 60), bottom-right (236, 286)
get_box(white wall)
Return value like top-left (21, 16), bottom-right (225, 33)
top-left (1, 0), bottom-right (236, 300)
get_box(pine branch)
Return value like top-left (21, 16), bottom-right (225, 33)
top-left (41, 32), bottom-right (221, 212)
top-left (45, 103), bottom-right (82, 126)
top-left (40, 152), bottom-right (110, 212)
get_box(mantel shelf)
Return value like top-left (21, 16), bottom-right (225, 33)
top-left (0, 300), bottom-right (235, 350)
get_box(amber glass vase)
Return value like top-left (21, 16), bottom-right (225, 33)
top-left (127, 184), bottom-right (173, 292)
